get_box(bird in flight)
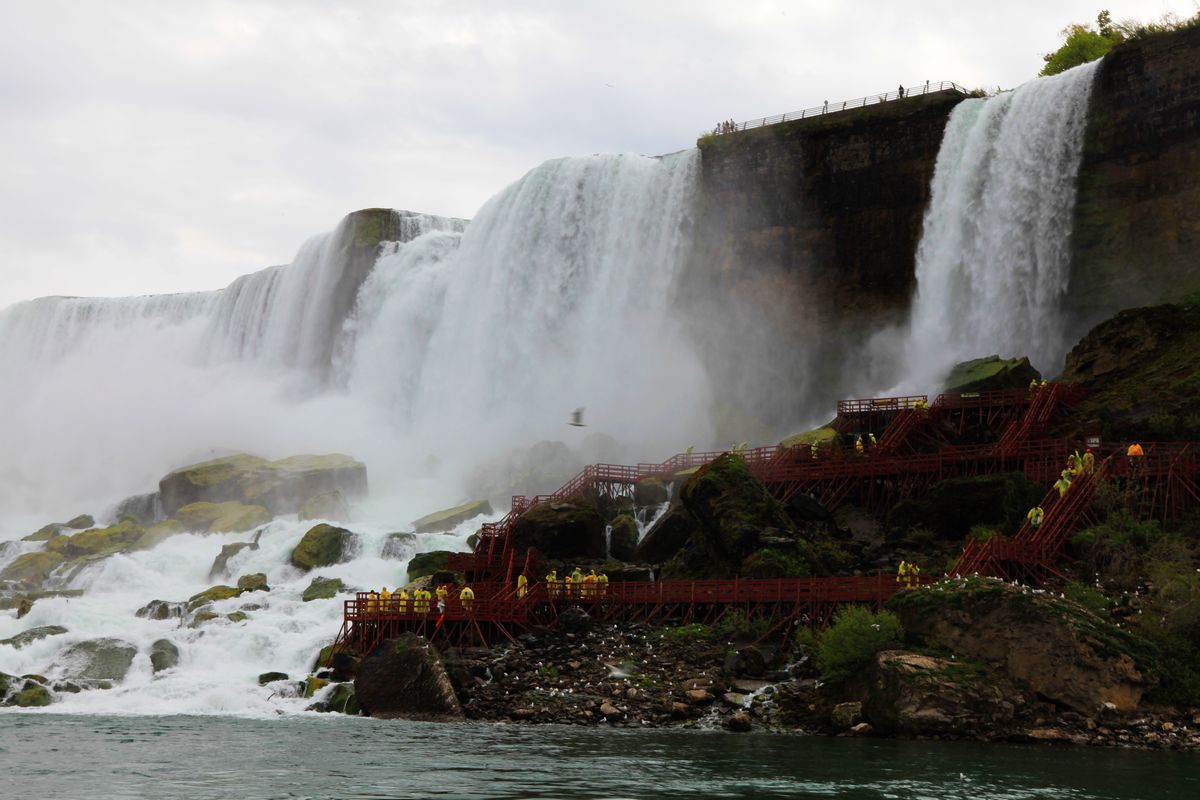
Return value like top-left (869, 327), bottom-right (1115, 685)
top-left (569, 408), bottom-right (587, 427)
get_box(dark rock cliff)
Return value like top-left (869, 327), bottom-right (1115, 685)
top-left (683, 90), bottom-right (967, 436)
top-left (1067, 26), bottom-right (1200, 344)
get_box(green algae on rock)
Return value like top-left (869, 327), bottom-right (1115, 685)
top-left (411, 500), bottom-right (493, 533)
top-left (290, 524), bottom-right (355, 571)
top-left (942, 355), bottom-right (1040, 393)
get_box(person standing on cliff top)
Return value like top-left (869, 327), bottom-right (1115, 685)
top-left (898, 84), bottom-right (905, 99)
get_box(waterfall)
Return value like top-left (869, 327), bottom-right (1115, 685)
top-left (902, 61), bottom-right (1100, 387)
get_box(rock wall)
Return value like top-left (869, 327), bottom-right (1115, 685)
top-left (685, 90), bottom-right (967, 434)
top-left (1067, 26), bottom-right (1200, 344)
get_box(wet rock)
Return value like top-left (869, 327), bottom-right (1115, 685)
top-left (599, 702), bottom-right (620, 717)
top-left (188, 611), bottom-right (219, 628)
top-left (685, 689), bottom-right (714, 705)
top-left (10, 682), bottom-right (52, 707)
top-left (302, 576), bottom-right (346, 602)
top-left (510, 499), bottom-right (606, 560)
top-left (304, 677), bottom-right (330, 698)
top-left (0, 551), bottom-right (67, 589)
top-left (608, 515), bottom-right (639, 562)
top-left (558, 607), bottom-right (593, 634)
top-left (849, 722), bottom-right (873, 735)
top-left (322, 682), bottom-right (361, 715)
top-left (381, 532), bottom-right (418, 561)
top-left (112, 492), bottom-right (162, 525)
top-left (149, 639), bottom-right (180, 673)
top-left (175, 501), bottom-right (271, 534)
top-left (634, 507), bottom-right (698, 563)
top-left (412, 500), bottom-right (493, 533)
top-left (726, 711), bottom-right (752, 732)
top-left (290, 524), bottom-right (355, 571)
top-left (634, 477), bottom-right (669, 507)
top-left (299, 490), bottom-right (352, 522)
top-left (0, 625), bottom-right (68, 649)
top-left (58, 518), bottom-right (146, 559)
top-left (52, 681), bottom-right (82, 694)
top-left (226, 611), bottom-right (248, 623)
top-left (831, 701), bottom-right (863, 729)
top-left (258, 672), bottom-right (289, 685)
top-left (136, 599), bottom-right (185, 620)
top-left (15, 596), bottom-right (34, 619)
top-left (236, 573), bottom-right (269, 592)
top-left (186, 585), bottom-right (242, 611)
top-left (55, 638), bottom-right (138, 682)
top-left (406, 551), bottom-right (453, 581)
top-left (354, 633), bottom-right (464, 720)
top-left (208, 541), bottom-right (260, 580)
top-left (943, 355), bottom-right (1039, 393)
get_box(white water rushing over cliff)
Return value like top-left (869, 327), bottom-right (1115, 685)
top-left (0, 151), bottom-right (708, 715)
top-left (901, 61), bottom-right (1100, 387)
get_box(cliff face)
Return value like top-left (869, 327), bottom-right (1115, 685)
top-left (1067, 26), bottom-right (1200, 344)
top-left (683, 91), bottom-right (966, 434)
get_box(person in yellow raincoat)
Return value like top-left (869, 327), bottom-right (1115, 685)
top-left (546, 570), bottom-right (559, 599)
top-left (366, 590), bottom-right (379, 614)
top-left (597, 571), bottom-right (609, 597)
top-left (1082, 448), bottom-right (1096, 474)
top-left (380, 586), bottom-right (392, 612)
top-left (516, 573), bottom-right (528, 599)
top-left (583, 570), bottom-right (597, 599)
top-left (396, 588), bottom-right (409, 614)
top-left (1026, 506), bottom-right (1044, 529)
top-left (435, 584), bottom-right (449, 613)
top-left (571, 567), bottom-right (584, 597)
top-left (459, 584), bottom-right (475, 612)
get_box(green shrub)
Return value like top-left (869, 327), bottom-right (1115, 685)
top-left (1064, 582), bottom-right (1110, 617)
top-left (712, 609), bottom-right (771, 642)
top-left (664, 623), bottom-right (712, 642)
top-left (816, 606), bottom-right (904, 681)
top-left (741, 549), bottom-right (811, 579)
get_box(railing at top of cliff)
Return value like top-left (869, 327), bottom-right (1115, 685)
top-left (711, 81), bottom-right (971, 135)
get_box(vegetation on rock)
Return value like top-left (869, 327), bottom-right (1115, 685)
top-left (816, 606), bottom-right (904, 681)
top-left (290, 524), bottom-right (355, 571)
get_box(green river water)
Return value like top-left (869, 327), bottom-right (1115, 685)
top-left (1, 714), bottom-right (1196, 799)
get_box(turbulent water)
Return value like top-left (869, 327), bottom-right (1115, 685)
top-left (901, 61), bottom-right (1100, 388)
top-left (4, 715), bottom-right (1196, 799)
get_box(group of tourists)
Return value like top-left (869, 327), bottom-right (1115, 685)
top-left (362, 583), bottom-right (474, 615)
top-left (543, 567), bottom-right (609, 600)
top-left (1054, 446), bottom-right (1098, 497)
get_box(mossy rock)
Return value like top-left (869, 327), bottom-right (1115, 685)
top-left (943, 355), bottom-right (1040, 393)
top-left (133, 519), bottom-right (184, 551)
top-left (0, 551), bottom-right (67, 588)
top-left (11, 683), bottom-right (52, 707)
top-left (258, 671), bottom-right (289, 685)
top-left (0, 625), bottom-right (68, 650)
top-left (739, 548), bottom-right (812, 579)
top-left (381, 532), bottom-right (418, 561)
top-left (65, 514), bottom-right (94, 530)
top-left (609, 515), bottom-right (639, 561)
top-left (59, 518), bottom-right (146, 559)
top-left (302, 576), bottom-right (346, 602)
top-left (924, 473), bottom-right (1043, 539)
top-left (780, 426), bottom-right (838, 449)
top-left (136, 600), bottom-right (185, 620)
top-left (304, 676), bottom-right (330, 698)
top-left (509, 499), bottom-right (606, 560)
top-left (311, 644), bottom-right (336, 672)
top-left (188, 611), bottom-right (220, 628)
top-left (159, 453), bottom-right (367, 517)
top-left (0, 672), bottom-right (12, 696)
top-left (209, 540), bottom-right (259, 580)
top-left (149, 639), bottom-right (180, 673)
top-left (633, 478), bottom-right (669, 508)
top-left (236, 573), bottom-right (269, 592)
top-left (226, 611), bottom-right (248, 623)
top-left (23, 523), bottom-right (67, 542)
top-left (679, 453), bottom-right (792, 563)
top-left (412, 500), bottom-right (493, 533)
top-left (290, 524), bottom-right (355, 571)
top-left (324, 682), bottom-right (361, 715)
top-left (298, 490), bottom-right (351, 522)
top-left (406, 551), bottom-right (454, 582)
top-left (186, 585), bottom-right (243, 612)
top-left (55, 638), bottom-right (137, 682)
top-left (175, 501), bottom-right (272, 533)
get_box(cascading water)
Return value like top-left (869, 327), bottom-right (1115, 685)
top-left (901, 61), bottom-right (1100, 388)
top-left (0, 151), bottom-right (710, 715)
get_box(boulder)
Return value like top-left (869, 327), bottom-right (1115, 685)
top-left (189, 610), bottom-right (220, 628)
top-left (298, 490), bottom-right (352, 522)
top-left (236, 573), bottom-right (269, 592)
top-left (57, 518), bottom-right (146, 559)
top-left (679, 454), bottom-right (792, 565)
top-left (922, 473), bottom-right (1043, 539)
top-left (23, 523), bottom-right (67, 542)
top-left (226, 611), bottom-right (248, 623)
top-left (175, 501), bottom-right (271, 533)
top-left (412, 500), bottom-right (493, 533)
top-left (381, 532), bottom-right (418, 561)
top-left (186, 585), bottom-right (243, 612)
top-left (158, 453), bottom-right (368, 517)
top-left (608, 515), bottom-right (639, 562)
top-left (861, 650), bottom-right (1022, 736)
top-left (208, 541), bottom-right (259, 580)
top-left (779, 425), bottom-right (838, 450)
top-left (136, 600), bottom-right (185, 621)
top-left (55, 638), bottom-right (138, 682)
top-left (942, 355), bottom-right (1040, 393)
top-left (634, 507), bottom-right (698, 563)
top-left (302, 577), bottom-right (346, 602)
top-left (354, 634), bottom-right (463, 720)
top-left (132, 519), bottom-right (184, 551)
top-left (149, 639), bottom-right (180, 673)
top-left (889, 578), bottom-right (1153, 713)
top-left (558, 607), bottom-right (592, 634)
top-left (10, 682), bottom-right (52, 707)
top-left (726, 711), bottom-right (752, 732)
top-left (258, 671), bottom-right (289, 685)
top-left (509, 499), bottom-right (606, 560)
top-left (0, 625), bottom-right (68, 649)
top-left (290, 524), bottom-right (355, 571)
top-left (830, 701), bottom-right (863, 729)
top-left (304, 676), bottom-right (330, 698)
top-left (406, 551), bottom-right (453, 582)
top-left (0, 551), bottom-right (67, 588)
top-left (633, 478), bottom-right (669, 508)
top-left (323, 682), bottom-right (361, 715)
top-left (112, 492), bottom-right (163, 524)
top-left (64, 514), bottom-right (94, 530)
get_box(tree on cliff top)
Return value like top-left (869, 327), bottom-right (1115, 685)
top-left (1040, 9), bottom-right (1200, 76)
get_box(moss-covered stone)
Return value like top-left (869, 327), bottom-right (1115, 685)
top-left (298, 490), bottom-right (351, 522)
top-left (59, 518), bottom-right (146, 559)
top-left (406, 551), bottom-right (454, 581)
top-left (0, 625), bottom-right (68, 650)
top-left (780, 426), bottom-right (839, 449)
top-left (208, 540), bottom-right (259, 580)
top-left (509, 499), bottom-right (606, 560)
top-left (11, 683), bottom-right (52, 707)
top-left (923, 472), bottom-right (1044, 539)
top-left (302, 576), bottom-right (346, 602)
top-left (304, 676), bottom-right (330, 698)
top-left (236, 573), bottom-right (269, 592)
top-left (943, 355), bottom-right (1040, 393)
top-left (133, 519), bottom-right (184, 551)
top-left (226, 611), bottom-right (248, 623)
top-left (609, 514), bottom-right (639, 562)
top-left (149, 639), bottom-right (180, 673)
top-left (0, 551), bottom-right (67, 588)
top-left (290, 524), bottom-right (355, 570)
top-left (64, 514), bottom-right (94, 530)
top-left (189, 611), bottom-right (219, 628)
top-left (412, 500), bottom-right (493, 533)
top-left (678, 453), bottom-right (792, 567)
top-left (381, 532), bottom-right (418, 561)
top-left (186, 585), bottom-right (243, 612)
top-left (175, 501), bottom-right (271, 533)
top-left (324, 682), bottom-right (361, 715)
top-left (258, 671), bottom-right (289, 685)
top-left (55, 638), bottom-right (137, 682)
top-left (633, 478), bottom-right (669, 508)
top-left (23, 523), bottom-right (66, 542)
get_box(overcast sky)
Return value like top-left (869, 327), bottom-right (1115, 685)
top-left (1, 0), bottom-right (1194, 309)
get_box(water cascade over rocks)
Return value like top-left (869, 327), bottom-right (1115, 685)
top-left (0, 152), bottom-right (710, 715)
top-left (901, 61), bottom-right (1100, 388)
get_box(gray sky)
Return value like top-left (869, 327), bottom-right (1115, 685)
top-left (1, 0), bottom-right (1193, 309)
